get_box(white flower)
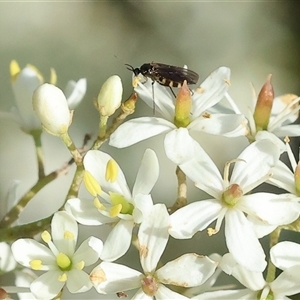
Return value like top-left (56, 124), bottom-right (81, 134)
top-left (169, 137), bottom-right (300, 272)
top-left (11, 211), bottom-right (103, 300)
top-left (192, 252), bottom-right (300, 300)
top-left (32, 83), bottom-right (73, 136)
top-left (65, 148), bottom-right (159, 261)
top-left (90, 204), bottom-right (217, 299)
top-left (0, 60), bottom-right (86, 132)
top-left (109, 67), bottom-right (248, 164)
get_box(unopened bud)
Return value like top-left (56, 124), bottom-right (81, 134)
top-left (96, 75), bottom-right (123, 116)
top-left (253, 74), bottom-right (274, 131)
top-left (32, 83), bottom-right (72, 136)
top-left (294, 162), bottom-right (300, 196)
top-left (174, 81), bottom-right (192, 127)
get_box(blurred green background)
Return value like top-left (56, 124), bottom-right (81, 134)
top-left (1, 2), bottom-right (300, 299)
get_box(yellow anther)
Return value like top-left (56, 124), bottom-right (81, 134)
top-left (105, 159), bottom-right (118, 182)
top-left (84, 171), bottom-right (102, 197)
top-left (41, 230), bottom-right (51, 243)
top-left (64, 230), bottom-right (74, 240)
top-left (30, 259), bottom-right (43, 270)
top-left (50, 68), bottom-right (57, 85)
top-left (76, 261), bottom-right (85, 270)
top-left (10, 60), bottom-right (20, 81)
top-left (58, 273), bottom-right (68, 282)
top-left (110, 204), bottom-right (122, 217)
top-left (93, 197), bottom-right (105, 210)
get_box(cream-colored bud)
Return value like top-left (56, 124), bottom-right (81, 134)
top-left (32, 83), bottom-right (72, 136)
top-left (96, 75), bottom-right (123, 116)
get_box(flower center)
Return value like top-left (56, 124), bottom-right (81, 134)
top-left (141, 274), bottom-right (159, 296)
top-left (109, 192), bottom-right (134, 216)
top-left (221, 184), bottom-right (243, 207)
top-left (56, 253), bottom-right (72, 271)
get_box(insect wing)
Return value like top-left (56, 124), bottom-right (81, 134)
top-left (150, 63), bottom-right (199, 85)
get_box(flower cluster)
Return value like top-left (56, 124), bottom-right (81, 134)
top-left (1, 61), bottom-right (300, 300)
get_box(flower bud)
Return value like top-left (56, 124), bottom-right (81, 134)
top-left (253, 74), bottom-right (274, 132)
top-left (96, 75), bottom-right (123, 116)
top-left (174, 80), bottom-right (192, 127)
top-left (32, 83), bottom-right (72, 136)
top-left (294, 162), bottom-right (300, 196)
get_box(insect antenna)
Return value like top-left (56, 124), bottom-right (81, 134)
top-left (125, 63), bottom-right (134, 72)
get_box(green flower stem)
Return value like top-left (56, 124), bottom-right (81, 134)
top-left (0, 172), bottom-right (56, 229)
top-left (30, 129), bottom-right (45, 178)
top-left (169, 166), bottom-right (187, 213)
top-left (92, 93), bottom-right (137, 150)
top-left (266, 227), bottom-right (281, 282)
top-left (0, 215), bottom-right (52, 242)
top-left (60, 132), bottom-right (82, 164)
top-left (99, 115), bottom-right (108, 139)
top-left (66, 163), bottom-right (84, 199)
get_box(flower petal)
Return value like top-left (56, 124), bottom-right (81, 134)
top-left (189, 114), bottom-right (248, 137)
top-left (241, 193), bottom-right (300, 226)
top-left (64, 78), bottom-right (87, 110)
top-left (169, 200), bottom-right (222, 239)
top-left (268, 161), bottom-right (296, 194)
top-left (109, 117), bottom-right (174, 148)
top-left (164, 127), bottom-right (199, 164)
top-left (270, 241), bottom-right (300, 270)
top-left (30, 271), bottom-right (64, 300)
top-left (220, 253), bottom-right (265, 290)
top-left (192, 66), bottom-right (231, 118)
top-left (156, 284), bottom-right (190, 300)
top-left (100, 219), bottom-right (134, 261)
top-left (272, 124), bottom-right (300, 137)
top-left (270, 265), bottom-right (300, 296)
top-left (66, 269), bottom-right (92, 293)
top-left (11, 239), bottom-right (55, 270)
top-left (73, 237), bottom-right (102, 266)
top-left (230, 139), bottom-right (280, 192)
top-left (133, 194), bottom-right (154, 224)
top-left (132, 288), bottom-right (151, 300)
top-left (191, 289), bottom-right (255, 299)
top-left (135, 79), bottom-right (175, 120)
top-left (138, 204), bottom-right (169, 273)
top-left (83, 150), bottom-right (131, 199)
top-left (177, 140), bottom-right (224, 198)
top-left (11, 66), bottom-right (43, 131)
top-left (132, 148), bottom-right (159, 196)
top-left (51, 211), bottom-right (78, 253)
top-left (225, 209), bottom-right (266, 272)
top-left (0, 242), bottom-right (17, 272)
top-left (157, 254), bottom-right (217, 287)
top-left (65, 198), bottom-right (116, 225)
top-left (90, 262), bottom-right (142, 294)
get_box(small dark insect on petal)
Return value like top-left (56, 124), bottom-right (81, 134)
top-left (125, 62), bottom-right (199, 88)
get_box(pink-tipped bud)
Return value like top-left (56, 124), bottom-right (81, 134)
top-left (174, 81), bottom-right (192, 127)
top-left (294, 162), bottom-right (300, 196)
top-left (253, 74), bottom-right (274, 131)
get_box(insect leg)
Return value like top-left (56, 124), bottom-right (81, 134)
top-left (152, 81), bottom-right (156, 114)
top-left (169, 86), bottom-right (176, 98)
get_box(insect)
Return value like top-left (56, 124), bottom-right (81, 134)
top-left (125, 62), bottom-right (199, 90)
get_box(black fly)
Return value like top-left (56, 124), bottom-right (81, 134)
top-left (125, 62), bottom-right (199, 112)
top-left (125, 62), bottom-right (199, 90)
